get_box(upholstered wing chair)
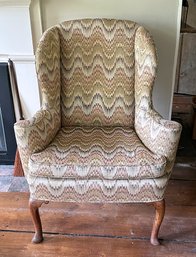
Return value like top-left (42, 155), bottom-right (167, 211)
top-left (14, 19), bottom-right (181, 246)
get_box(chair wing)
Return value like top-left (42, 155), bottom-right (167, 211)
top-left (14, 27), bottom-right (61, 175)
top-left (134, 26), bottom-right (182, 171)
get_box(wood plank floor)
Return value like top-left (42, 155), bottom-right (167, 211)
top-left (0, 163), bottom-right (196, 257)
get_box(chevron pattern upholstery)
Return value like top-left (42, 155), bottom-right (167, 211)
top-left (14, 19), bottom-right (182, 204)
top-left (60, 19), bottom-right (136, 127)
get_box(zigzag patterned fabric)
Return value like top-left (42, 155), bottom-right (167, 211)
top-left (29, 127), bottom-right (166, 180)
top-left (59, 19), bottom-right (138, 127)
top-left (27, 175), bottom-right (169, 203)
top-left (14, 19), bottom-right (182, 203)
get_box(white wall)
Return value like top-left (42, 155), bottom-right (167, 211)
top-left (0, 0), bottom-right (40, 119)
top-left (32, 0), bottom-right (182, 119)
top-left (13, 60), bottom-right (40, 118)
top-left (0, 6), bottom-right (33, 55)
top-left (2, 0), bottom-right (181, 119)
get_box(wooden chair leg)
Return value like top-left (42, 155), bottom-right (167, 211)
top-left (29, 199), bottom-right (49, 244)
top-left (150, 199), bottom-right (165, 246)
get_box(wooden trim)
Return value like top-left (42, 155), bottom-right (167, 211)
top-left (30, 0), bottom-right (43, 51)
top-left (169, 0), bottom-right (183, 119)
top-left (0, 55), bottom-right (35, 63)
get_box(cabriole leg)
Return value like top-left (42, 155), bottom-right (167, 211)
top-left (150, 199), bottom-right (165, 246)
top-left (29, 199), bottom-right (49, 244)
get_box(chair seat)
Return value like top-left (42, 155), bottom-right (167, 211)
top-left (29, 127), bottom-right (166, 180)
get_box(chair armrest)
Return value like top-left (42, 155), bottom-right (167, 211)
top-left (135, 108), bottom-right (182, 170)
top-left (14, 108), bottom-right (61, 175)
top-left (134, 26), bottom-right (182, 172)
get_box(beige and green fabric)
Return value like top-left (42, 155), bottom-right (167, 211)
top-left (14, 19), bottom-right (181, 204)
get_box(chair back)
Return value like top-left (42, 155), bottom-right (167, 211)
top-left (59, 19), bottom-right (139, 127)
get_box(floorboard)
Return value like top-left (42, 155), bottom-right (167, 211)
top-left (0, 231), bottom-right (196, 257)
top-left (0, 191), bottom-right (195, 246)
top-left (0, 162), bottom-right (196, 256)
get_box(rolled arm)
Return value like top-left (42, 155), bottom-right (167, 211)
top-left (134, 26), bottom-right (182, 173)
top-left (135, 108), bottom-right (182, 167)
top-left (14, 108), bottom-right (61, 175)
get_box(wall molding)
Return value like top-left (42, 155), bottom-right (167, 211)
top-left (30, 0), bottom-right (43, 50)
top-left (0, 0), bottom-right (31, 7)
top-left (0, 54), bottom-right (35, 63)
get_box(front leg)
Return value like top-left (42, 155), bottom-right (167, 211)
top-left (29, 199), bottom-right (49, 243)
top-left (150, 199), bottom-right (165, 245)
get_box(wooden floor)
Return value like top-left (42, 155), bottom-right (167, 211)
top-left (0, 160), bottom-right (196, 257)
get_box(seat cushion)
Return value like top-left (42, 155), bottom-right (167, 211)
top-left (27, 174), bottom-right (169, 203)
top-left (29, 127), bottom-right (166, 180)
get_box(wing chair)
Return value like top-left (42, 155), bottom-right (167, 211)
top-left (14, 19), bottom-right (182, 246)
